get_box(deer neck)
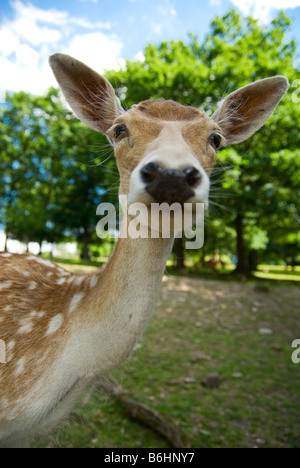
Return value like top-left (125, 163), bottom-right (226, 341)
top-left (68, 215), bottom-right (174, 376)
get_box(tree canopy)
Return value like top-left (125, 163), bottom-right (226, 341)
top-left (0, 9), bottom-right (299, 269)
top-left (0, 88), bottom-right (117, 257)
top-left (106, 9), bottom-right (300, 272)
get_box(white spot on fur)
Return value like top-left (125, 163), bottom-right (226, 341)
top-left (74, 276), bottom-right (85, 286)
top-left (6, 340), bottom-right (16, 363)
top-left (89, 276), bottom-right (98, 288)
top-left (6, 353), bottom-right (13, 363)
top-left (18, 316), bottom-right (34, 334)
top-left (4, 305), bottom-right (12, 312)
top-left (69, 293), bottom-right (84, 314)
top-left (46, 314), bottom-right (63, 335)
top-left (0, 282), bottom-right (12, 291)
top-left (7, 340), bottom-right (15, 352)
top-left (58, 268), bottom-right (70, 277)
top-left (28, 281), bottom-right (37, 290)
top-left (57, 277), bottom-right (66, 285)
top-left (29, 310), bottom-right (44, 319)
top-left (27, 257), bottom-right (55, 268)
top-left (15, 357), bottom-right (25, 377)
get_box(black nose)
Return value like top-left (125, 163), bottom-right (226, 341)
top-left (140, 162), bottom-right (202, 204)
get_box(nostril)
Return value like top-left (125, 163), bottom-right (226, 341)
top-left (140, 162), bottom-right (161, 184)
top-left (183, 167), bottom-right (202, 188)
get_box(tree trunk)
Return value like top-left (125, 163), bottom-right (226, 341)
top-left (173, 237), bottom-right (185, 272)
top-left (248, 249), bottom-right (259, 272)
top-left (234, 213), bottom-right (248, 274)
top-left (38, 242), bottom-right (42, 255)
top-left (80, 229), bottom-right (91, 260)
top-left (3, 231), bottom-right (8, 252)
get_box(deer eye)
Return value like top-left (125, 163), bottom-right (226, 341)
top-left (114, 124), bottom-right (128, 140)
top-left (209, 133), bottom-right (221, 150)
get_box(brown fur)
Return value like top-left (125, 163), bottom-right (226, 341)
top-left (134, 98), bottom-right (203, 121)
top-left (0, 254), bottom-right (99, 410)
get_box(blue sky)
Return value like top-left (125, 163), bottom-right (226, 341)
top-left (1, 0), bottom-right (300, 97)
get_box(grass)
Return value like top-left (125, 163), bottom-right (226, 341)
top-left (173, 262), bottom-right (300, 283)
top-left (32, 263), bottom-right (300, 448)
top-left (253, 265), bottom-right (300, 282)
top-left (51, 253), bottom-right (300, 283)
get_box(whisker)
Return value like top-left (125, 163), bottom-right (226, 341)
top-left (103, 178), bottom-right (121, 194)
top-left (209, 200), bottom-right (237, 213)
top-left (209, 193), bottom-right (237, 198)
top-left (81, 153), bottom-right (113, 168)
top-left (209, 178), bottom-right (230, 186)
top-left (210, 164), bottom-right (234, 174)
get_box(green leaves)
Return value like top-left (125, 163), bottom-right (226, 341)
top-left (0, 8), bottom-right (299, 268)
top-left (0, 88), bottom-right (116, 255)
top-left (106, 8), bottom-right (299, 271)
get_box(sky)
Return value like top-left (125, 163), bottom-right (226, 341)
top-left (1, 0), bottom-right (300, 98)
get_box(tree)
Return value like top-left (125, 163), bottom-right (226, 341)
top-left (1, 9), bottom-right (299, 268)
top-left (200, 11), bottom-right (300, 273)
top-left (0, 90), bottom-right (56, 249)
top-left (0, 89), bottom-right (117, 257)
top-left (106, 9), bottom-right (300, 273)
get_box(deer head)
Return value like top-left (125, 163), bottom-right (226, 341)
top-left (49, 54), bottom-right (288, 216)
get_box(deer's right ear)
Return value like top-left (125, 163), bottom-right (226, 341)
top-left (212, 76), bottom-right (289, 145)
top-left (49, 53), bottom-right (124, 134)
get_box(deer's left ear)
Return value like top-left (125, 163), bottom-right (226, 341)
top-left (212, 76), bottom-right (289, 145)
top-left (49, 53), bottom-right (124, 134)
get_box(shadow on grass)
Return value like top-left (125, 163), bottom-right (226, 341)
top-left (43, 254), bottom-right (300, 285)
top-left (166, 265), bottom-right (300, 286)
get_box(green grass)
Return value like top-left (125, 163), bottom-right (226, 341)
top-left (33, 269), bottom-right (300, 448)
top-left (175, 262), bottom-right (300, 283)
top-left (253, 265), bottom-right (300, 282)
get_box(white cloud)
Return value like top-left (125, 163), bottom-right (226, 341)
top-left (157, 0), bottom-right (177, 17)
top-left (134, 51), bottom-right (145, 62)
top-left (150, 22), bottom-right (163, 35)
top-left (12, 16), bottom-right (63, 46)
top-left (63, 32), bottom-right (124, 73)
top-left (145, 0), bottom-right (177, 37)
top-left (230, 0), bottom-right (300, 22)
top-left (0, 1), bottom-right (122, 97)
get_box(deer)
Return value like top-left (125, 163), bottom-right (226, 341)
top-left (0, 53), bottom-right (289, 447)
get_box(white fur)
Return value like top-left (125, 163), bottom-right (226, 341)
top-left (128, 123), bottom-right (210, 208)
top-left (46, 314), bottom-right (63, 335)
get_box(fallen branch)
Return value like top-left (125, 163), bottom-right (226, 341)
top-left (95, 376), bottom-right (191, 448)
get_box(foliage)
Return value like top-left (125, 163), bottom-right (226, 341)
top-left (0, 88), bottom-right (117, 257)
top-left (0, 9), bottom-right (299, 268)
top-left (106, 9), bottom-right (300, 272)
